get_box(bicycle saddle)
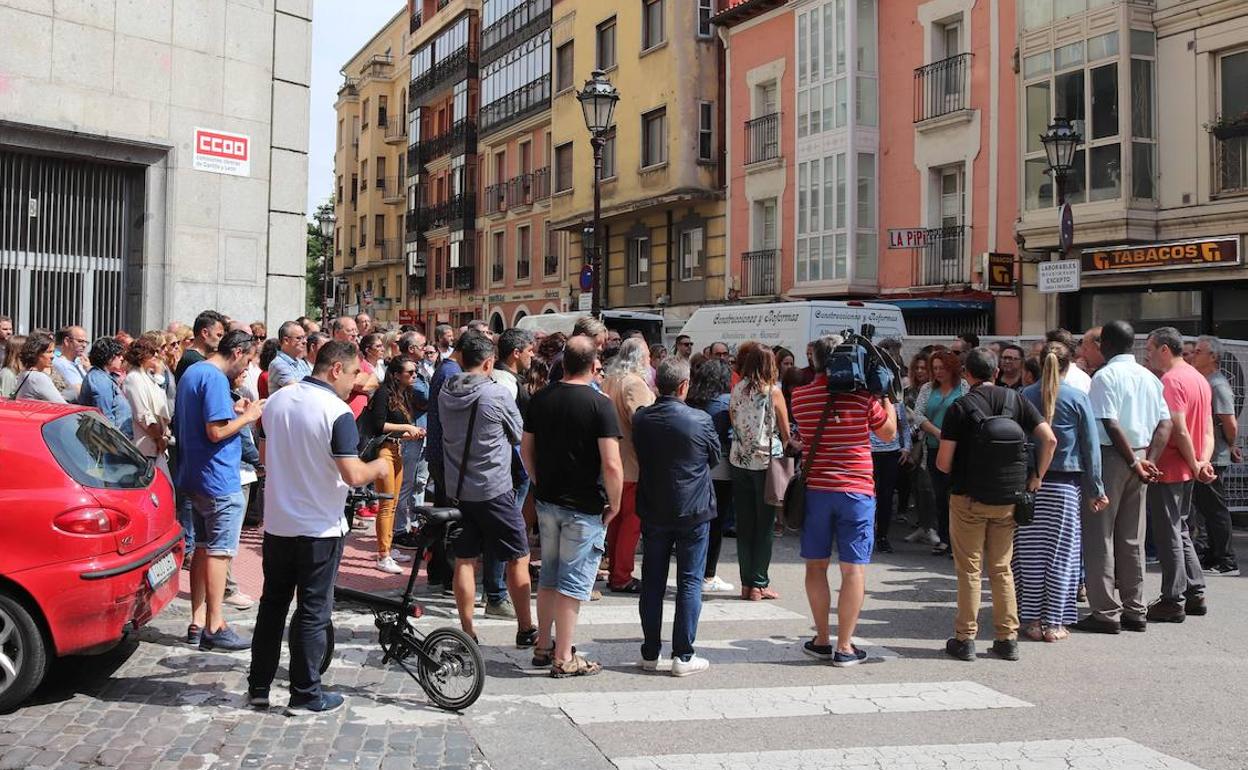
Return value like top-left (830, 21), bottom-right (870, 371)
top-left (415, 506), bottom-right (462, 524)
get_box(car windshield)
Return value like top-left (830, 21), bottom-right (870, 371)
top-left (42, 411), bottom-right (155, 489)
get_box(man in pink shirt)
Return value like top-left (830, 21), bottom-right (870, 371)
top-left (1145, 327), bottom-right (1213, 623)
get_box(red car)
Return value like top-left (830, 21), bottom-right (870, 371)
top-left (0, 401), bottom-right (183, 711)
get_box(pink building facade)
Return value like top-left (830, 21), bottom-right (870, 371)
top-left (717, 0), bottom-right (796, 303)
top-left (877, 0), bottom-right (1021, 336)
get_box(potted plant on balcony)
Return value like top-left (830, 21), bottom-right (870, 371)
top-left (1206, 112), bottom-right (1248, 140)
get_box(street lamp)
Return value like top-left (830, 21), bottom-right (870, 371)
top-left (314, 203), bottom-right (336, 326)
top-left (1041, 116), bottom-right (1081, 205)
top-left (576, 69), bottom-right (619, 319)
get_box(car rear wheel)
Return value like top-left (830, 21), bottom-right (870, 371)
top-left (0, 592), bottom-right (49, 713)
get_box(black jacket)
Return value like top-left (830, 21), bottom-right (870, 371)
top-left (632, 397), bottom-right (721, 526)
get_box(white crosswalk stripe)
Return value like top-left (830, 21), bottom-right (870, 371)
top-left (410, 597), bottom-right (808, 627)
top-left (481, 680), bottom-right (1030, 724)
top-left (610, 738), bottom-right (1206, 770)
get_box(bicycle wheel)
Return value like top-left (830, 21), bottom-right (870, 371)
top-left (416, 627), bottom-right (484, 711)
top-left (319, 620), bottom-right (335, 675)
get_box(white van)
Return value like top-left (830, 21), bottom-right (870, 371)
top-left (516, 310), bottom-right (666, 345)
top-left (678, 301), bottom-right (907, 367)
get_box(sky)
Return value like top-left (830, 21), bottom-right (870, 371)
top-left (306, 2), bottom-right (406, 220)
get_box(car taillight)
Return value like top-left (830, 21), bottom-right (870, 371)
top-left (53, 508), bottom-right (131, 535)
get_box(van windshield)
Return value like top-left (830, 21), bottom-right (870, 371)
top-left (42, 411), bottom-right (155, 490)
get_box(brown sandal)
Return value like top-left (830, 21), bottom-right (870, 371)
top-left (532, 642), bottom-right (576, 667)
top-left (550, 653), bottom-right (602, 678)
top-left (1043, 626), bottom-right (1069, 643)
top-left (1023, 622), bottom-right (1045, 642)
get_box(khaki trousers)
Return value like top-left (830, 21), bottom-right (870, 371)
top-left (950, 494), bottom-right (1018, 641)
top-left (1082, 450), bottom-right (1146, 623)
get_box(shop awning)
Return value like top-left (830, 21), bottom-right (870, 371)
top-left (886, 298), bottom-right (994, 313)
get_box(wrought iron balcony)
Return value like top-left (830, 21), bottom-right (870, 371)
top-left (483, 182), bottom-right (507, 215)
top-left (410, 9), bottom-right (422, 33)
top-left (917, 225), bottom-right (970, 286)
top-left (480, 75), bottom-right (552, 137)
top-left (359, 54), bottom-right (393, 81)
top-left (491, 261), bottom-right (504, 283)
top-left (452, 265), bottom-right (476, 291)
top-left (417, 193), bottom-right (474, 232)
top-left (532, 166), bottom-right (551, 201)
top-left (1215, 133), bottom-right (1248, 196)
top-left (481, 0), bottom-right (552, 65)
top-left (914, 53), bottom-right (972, 123)
top-left (410, 43), bottom-right (478, 104)
top-left (376, 239), bottom-right (401, 263)
top-left (745, 113), bottom-right (780, 165)
top-left (384, 119), bottom-right (407, 144)
top-left (543, 253), bottom-right (559, 277)
top-left (337, 77), bottom-right (359, 98)
top-left (740, 249), bottom-right (779, 297)
top-left (416, 118), bottom-right (476, 166)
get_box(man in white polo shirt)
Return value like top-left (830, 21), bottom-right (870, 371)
top-left (247, 340), bottom-right (388, 713)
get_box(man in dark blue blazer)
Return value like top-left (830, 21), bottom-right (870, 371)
top-left (632, 357), bottom-right (721, 677)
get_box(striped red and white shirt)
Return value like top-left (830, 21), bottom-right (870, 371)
top-left (790, 375), bottom-right (887, 496)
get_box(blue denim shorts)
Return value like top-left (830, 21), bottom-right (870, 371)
top-left (799, 490), bottom-right (875, 564)
top-left (536, 501), bottom-right (606, 601)
top-left (189, 490), bottom-right (247, 557)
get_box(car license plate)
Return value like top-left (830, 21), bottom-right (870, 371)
top-left (146, 552), bottom-right (177, 589)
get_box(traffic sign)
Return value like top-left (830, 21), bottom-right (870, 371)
top-left (1038, 259), bottom-right (1081, 293)
top-left (579, 264), bottom-right (594, 292)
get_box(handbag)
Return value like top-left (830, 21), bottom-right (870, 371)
top-left (781, 398), bottom-right (836, 530)
top-left (1013, 490), bottom-right (1035, 526)
top-left (765, 456), bottom-right (794, 507)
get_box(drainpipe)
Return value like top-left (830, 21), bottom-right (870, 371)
top-left (665, 209), bottom-right (675, 310)
top-left (718, 23), bottom-right (732, 301)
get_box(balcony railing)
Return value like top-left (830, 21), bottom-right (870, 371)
top-left (740, 249), bottom-right (778, 297)
top-left (480, 75), bottom-right (552, 137)
top-left (543, 253), bottom-right (559, 277)
top-left (745, 113), bottom-right (780, 165)
top-left (491, 261), bottom-right (505, 283)
top-left (481, 0), bottom-right (552, 63)
top-left (918, 225), bottom-right (969, 286)
top-left (410, 42), bottom-right (478, 103)
top-left (452, 265), bottom-right (476, 291)
top-left (914, 53), bottom-right (972, 123)
top-left (484, 182), bottom-right (507, 215)
top-left (380, 176), bottom-right (404, 201)
top-left (1215, 133), bottom-right (1248, 196)
top-left (384, 119), bottom-right (407, 143)
top-left (410, 9), bottom-right (422, 33)
top-left (417, 193), bottom-right (474, 232)
top-left (347, 246), bottom-right (357, 268)
top-left (377, 239), bottom-right (401, 263)
top-left (532, 166), bottom-right (551, 201)
top-left (359, 54), bottom-right (393, 81)
top-left (337, 77), bottom-right (359, 98)
top-left (416, 118), bottom-right (477, 166)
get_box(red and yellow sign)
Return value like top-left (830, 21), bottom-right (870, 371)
top-left (1082, 237), bottom-right (1240, 274)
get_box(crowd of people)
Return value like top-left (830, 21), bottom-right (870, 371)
top-left (0, 307), bottom-right (1240, 710)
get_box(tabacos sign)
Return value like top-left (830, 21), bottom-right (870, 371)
top-left (1082, 237), bottom-right (1240, 274)
top-left (193, 128), bottom-right (251, 177)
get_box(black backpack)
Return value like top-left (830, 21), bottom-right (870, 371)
top-left (961, 388), bottom-right (1029, 505)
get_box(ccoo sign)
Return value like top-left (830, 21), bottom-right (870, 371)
top-left (193, 128), bottom-right (251, 177)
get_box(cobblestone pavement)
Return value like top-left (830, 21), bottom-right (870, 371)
top-left (0, 596), bottom-right (491, 770)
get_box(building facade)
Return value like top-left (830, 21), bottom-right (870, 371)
top-left (878, 0), bottom-right (1021, 336)
top-left (551, 0), bottom-right (727, 336)
top-left (715, 0), bottom-right (796, 306)
top-left (333, 10), bottom-right (411, 326)
top-left (477, 0), bottom-right (565, 331)
top-left (0, 0), bottom-right (312, 335)
top-left (1015, 0), bottom-right (1248, 338)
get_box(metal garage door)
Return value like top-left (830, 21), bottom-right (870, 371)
top-left (0, 149), bottom-right (141, 337)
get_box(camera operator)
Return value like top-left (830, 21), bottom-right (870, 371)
top-left (790, 334), bottom-right (896, 667)
top-left (247, 340), bottom-right (389, 713)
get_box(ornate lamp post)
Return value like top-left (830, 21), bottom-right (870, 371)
top-left (576, 69), bottom-right (619, 319)
top-left (1041, 116), bottom-right (1081, 206)
top-left (315, 203), bottom-right (337, 326)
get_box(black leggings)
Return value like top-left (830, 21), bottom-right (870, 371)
top-left (707, 479), bottom-right (732, 578)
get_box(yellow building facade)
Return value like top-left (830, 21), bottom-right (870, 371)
top-left (332, 10), bottom-right (411, 325)
top-left (549, 0), bottom-right (726, 328)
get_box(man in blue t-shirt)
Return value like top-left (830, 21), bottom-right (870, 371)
top-left (175, 329), bottom-right (265, 652)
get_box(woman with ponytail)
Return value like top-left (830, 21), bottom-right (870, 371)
top-left (1017, 342), bottom-right (1108, 642)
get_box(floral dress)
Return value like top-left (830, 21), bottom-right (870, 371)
top-left (729, 381), bottom-right (779, 471)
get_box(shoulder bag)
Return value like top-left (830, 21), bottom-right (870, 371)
top-left (447, 400), bottom-right (480, 507)
top-left (780, 398), bottom-right (836, 530)
top-left (764, 386), bottom-right (794, 505)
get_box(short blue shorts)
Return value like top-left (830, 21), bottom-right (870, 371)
top-left (536, 501), bottom-right (606, 601)
top-left (189, 490), bottom-right (247, 557)
top-left (799, 490), bottom-right (875, 564)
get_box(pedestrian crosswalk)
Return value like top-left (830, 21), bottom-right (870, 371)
top-left (319, 557), bottom-right (1208, 770)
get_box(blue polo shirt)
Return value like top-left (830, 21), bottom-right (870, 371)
top-left (174, 360), bottom-right (241, 497)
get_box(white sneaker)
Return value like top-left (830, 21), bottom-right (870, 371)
top-left (375, 556), bottom-right (403, 574)
top-left (702, 576), bottom-right (735, 593)
top-left (923, 528), bottom-right (941, 546)
top-left (389, 549), bottom-right (412, 562)
top-left (638, 657), bottom-right (662, 672)
top-left (903, 527), bottom-right (923, 543)
top-left (671, 655), bottom-right (709, 677)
